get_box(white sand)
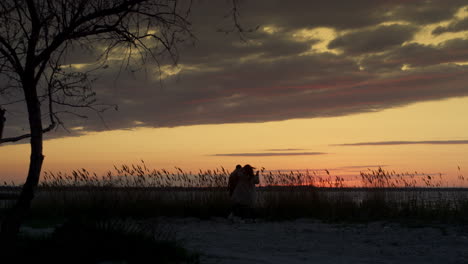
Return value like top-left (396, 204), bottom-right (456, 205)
top-left (161, 217), bottom-right (468, 264)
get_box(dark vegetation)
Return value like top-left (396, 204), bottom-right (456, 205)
top-left (2, 218), bottom-right (199, 264)
top-left (1, 164), bottom-right (467, 223)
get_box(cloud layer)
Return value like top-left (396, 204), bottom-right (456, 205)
top-left (335, 140), bottom-right (468, 146)
top-left (2, 1), bottom-right (468, 139)
top-left (211, 152), bottom-right (327, 157)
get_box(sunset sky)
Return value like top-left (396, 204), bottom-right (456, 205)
top-left (1, 0), bottom-right (468, 186)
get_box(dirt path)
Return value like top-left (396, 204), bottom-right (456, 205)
top-left (162, 218), bottom-right (468, 264)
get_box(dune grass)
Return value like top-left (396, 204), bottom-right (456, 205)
top-left (1, 163), bottom-right (467, 223)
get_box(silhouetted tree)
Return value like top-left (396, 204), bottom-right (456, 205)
top-left (0, 107), bottom-right (4, 140)
top-left (0, 0), bottom-right (197, 240)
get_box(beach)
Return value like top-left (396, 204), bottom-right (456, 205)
top-left (163, 217), bottom-right (468, 264)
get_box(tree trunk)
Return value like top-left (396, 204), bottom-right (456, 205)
top-left (0, 81), bottom-right (44, 241)
top-left (0, 107), bottom-right (4, 140)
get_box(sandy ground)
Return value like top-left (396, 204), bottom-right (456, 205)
top-left (160, 217), bottom-right (468, 264)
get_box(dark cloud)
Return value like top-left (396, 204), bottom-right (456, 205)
top-left (5, 51), bottom-right (468, 137)
top-left (389, 1), bottom-right (466, 24)
top-left (200, 0), bottom-right (466, 31)
top-left (338, 165), bottom-right (388, 169)
top-left (433, 17), bottom-right (468, 35)
top-left (265, 149), bottom-right (308, 151)
top-left (210, 152), bottom-right (327, 157)
top-left (176, 28), bottom-right (315, 65)
top-left (193, 0), bottom-right (387, 32)
top-left (328, 24), bottom-right (417, 55)
top-left (335, 140), bottom-right (468, 146)
top-left (361, 38), bottom-right (468, 71)
top-left (2, 1), bottom-right (468, 141)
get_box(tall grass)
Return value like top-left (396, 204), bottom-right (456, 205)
top-left (38, 164), bottom-right (346, 189)
top-left (1, 163), bottom-right (467, 223)
top-left (359, 167), bottom-right (445, 188)
top-left (41, 161), bottom-right (229, 188)
top-left (38, 162), bottom-right (459, 188)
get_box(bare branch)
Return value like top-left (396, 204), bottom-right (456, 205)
top-left (0, 121), bottom-right (55, 144)
top-left (217, 0), bottom-right (257, 41)
top-left (0, 36), bottom-right (23, 74)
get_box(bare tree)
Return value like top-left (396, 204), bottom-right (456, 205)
top-left (0, 0), bottom-right (194, 240)
top-left (0, 107), bottom-right (5, 139)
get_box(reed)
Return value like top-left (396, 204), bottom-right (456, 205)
top-left (1, 163), bottom-right (467, 223)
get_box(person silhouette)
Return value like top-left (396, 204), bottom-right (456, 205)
top-left (228, 164), bottom-right (242, 197)
top-left (229, 164), bottom-right (260, 219)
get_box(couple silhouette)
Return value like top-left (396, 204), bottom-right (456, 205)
top-left (228, 164), bottom-right (260, 219)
